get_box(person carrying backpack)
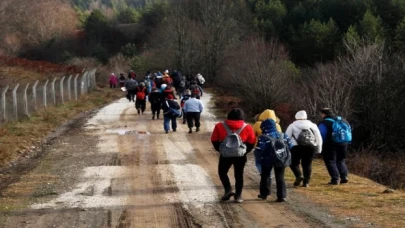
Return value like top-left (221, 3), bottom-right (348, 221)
top-left (252, 109), bottom-right (282, 174)
top-left (196, 73), bottom-right (205, 88)
top-left (149, 87), bottom-right (162, 120)
top-left (318, 108), bottom-right (352, 185)
top-left (124, 78), bottom-right (138, 102)
top-left (180, 90), bottom-right (191, 124)
top-left (189, 83), bottom-right (203, 99)
top-left (286, 111), bottom-right (323, 187)
top-left (119, 73), bottom-right (126, 87)
top-left (211, 108), bottom-right (256, 203)
top-left (161, 96), bottom-right (181, 133)
top-left (134, 82), bottom-right (148, 114)
top-left (255, 119), bottom-right (293, 202)
top-left (184, 93), bottom-right (204, 133)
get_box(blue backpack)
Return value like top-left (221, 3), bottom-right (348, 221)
top-left (325, 116), bottom-right (352, 143)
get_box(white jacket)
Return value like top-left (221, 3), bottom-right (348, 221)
top-left (285, 120), bottom-right (323, 153)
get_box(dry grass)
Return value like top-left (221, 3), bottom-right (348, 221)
top-left (285, 159), bottom-right (405, 228)
top-left (0, 66), bottom-right (64, 85)
top-left (0, 88), bottom-right (122, 166)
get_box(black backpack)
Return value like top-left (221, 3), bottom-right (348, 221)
top-left (262, 133), bottom-right (291, 168)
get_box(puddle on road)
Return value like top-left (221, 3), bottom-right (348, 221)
top-left (106, 129), bottom-right (150, 135)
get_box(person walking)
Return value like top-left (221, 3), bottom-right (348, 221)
top-left (211, 108), bottom-right (256, 203)
top-left (286, 110), bottom-right (323, 187)
top-left (196, 73), bottom-right (205, 88)
top-left (318, 108), bottom-right (351, 185)
top-left (180, 90), bottom-right (191, 124)
top-left (255, 119), bottom-right (293, 202)
top-left (119, 73), bottom-right (126, 87)
top-left (161, 95), bottom-right (181, 133)
top-left (124, 77), bottom-right (138, 102)
top-left (109, 73), bottom-right (118, 88)
top-left (189, 82), bottom-right (203, 99)
top-left (134, 82), bottom-right (148, 114)
top-left (184, 93), bottom-right (204, 133)
top-left (252, 109), bottom-right (282, 173)
top-left (149, 87), bottom-right (162, 120)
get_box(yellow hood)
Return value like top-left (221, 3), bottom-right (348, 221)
top-left (258, 109), bottom-right (278, 122)
top-left (254, 109), bottom-right (282, 137)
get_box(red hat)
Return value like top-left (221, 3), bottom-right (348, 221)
top-left (167, 94), bottom-right (174, 100)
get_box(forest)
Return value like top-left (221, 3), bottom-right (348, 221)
top-left (0, 0), bottom-right (405, 188)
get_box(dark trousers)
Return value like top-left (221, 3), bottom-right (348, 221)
top-left (182, 109), bottom-right (187, 123)
top-left (151, 103), bottom-right (161, 116)
top-left (290, 146), bottom-right (316, 184)
top-left (186, 112), bottom-right (201, 129)
top-left (260, 165), bottom-right (286, 199)
top-left (135, 99), bottom-right (146, 112)
top-left (127, 90), bottom-right (136, 101)
top-left (110, 84), bottom-right (116, 88)
top-left (218, 155), bottom-right (247, 197)
top-left (322, 144), bottom-right (349, 183)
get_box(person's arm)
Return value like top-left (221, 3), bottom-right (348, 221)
top-left (245, 125), bottom-right (257, 153)
top-left (285, 124), bottom-right (293, 139)
top-left (211, 124), bottom-right (221, 152)
top-left (283, 134), bottom-right (294, 149)
top-left (318, 123), bottom-right (328, 142)
top-left (183, 101), bottom-right (188, 113)
top-left (199, 101), bottom-right (204, 112)
top-left (312, 124), bottom-right (323, 153)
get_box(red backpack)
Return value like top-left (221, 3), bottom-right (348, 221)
top-left (136, 87), bottom-right (146, 100)
top-left (192, 86), bottom-right (200, 95)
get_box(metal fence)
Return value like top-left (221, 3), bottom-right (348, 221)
top-left (0, 69), bottom-right (97, 124)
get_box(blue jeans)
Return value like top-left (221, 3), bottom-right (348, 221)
top-left (164, 116), bottom-right (177, 132)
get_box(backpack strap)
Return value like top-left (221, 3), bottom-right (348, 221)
top-left (236, 123), bottom-right (247, 134)
top-left (325, 118), bottom-right (335, 123)
top-left (222, 122), bottom-right (232, 135)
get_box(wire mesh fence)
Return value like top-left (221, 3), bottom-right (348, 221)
top-left (0, 69), bottom-right (97, 125)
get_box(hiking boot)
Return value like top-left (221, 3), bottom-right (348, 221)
top-left (165, 131), bottom-right (169, 134)
top-left (221, 191), bottom-right (235, 201)
top-left (234, 195), bottom-right (244, 203)
top-left (340, 179), bottom-right (349, 184)
top-left (276, 198), bottom-right (287, 202)
top-left (152, 115), bottom-right (155, 120)
top-left (183, 120), bottom-right (186, 124)
top-left (196, 127), bottom-right (200, 132)
top-left (188, 129), bottom-right (192, 134)
top-left (257, 194), bottom-right (267, 200)
top-left (303, 183), bottom-right (309, 188)
top-left (137, 109), bottom-right (140, 114)
top-left (328, 181), bottom-right (339, 185)
top-left (294, 177), bottom-right (304, 187)
top-left (157, 114), bottom-right (160, 119)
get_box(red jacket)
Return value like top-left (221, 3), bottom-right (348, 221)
top-left (211, 120), bottom-right (256, 153)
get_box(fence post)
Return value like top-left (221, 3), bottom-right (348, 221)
top-left (51, 77), bottom-right (57, 106)
top-left (12, 84), bottom-right (20, 121)
top-left (60, 76), bottom-right (65, 104)
top-left (80, 73), bottom-right (86, 95)
top-left (92, 69), bottom-right (97, 90)
top-left (1, 86), bottom-right (9, 122)
top-left (74, 74), bottom-right (79, 100)
top-left (43, 80), bottom-right (49, 107)
top-left (67, 75), bottom-right (72, 101)
top-left (24, 83), bottom-right (30, 117)
top-left (32, 81), bottom-right (39, 111)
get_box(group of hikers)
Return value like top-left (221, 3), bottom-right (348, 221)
top-left (211, 104), bottom-right (351, 203)
top-left (109, 69), bottom-right (352, 204)
top-left (109, 69), bottom-right (205, 134)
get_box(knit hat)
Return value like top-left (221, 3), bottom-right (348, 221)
top-left (161, 84), bottom-right (167, 90)
top-left (164, 70), bottom-right (169, 74)
top-left (295, 110), bottom-right (307, 120)
top-left (184, 89), bottom-right (191, 96)
top-left (320, 108), bottom-right (332, 115)
top-left (227, 108), bottom-right (245, 120)
top-left (140, 82), bottom-right (145, 87)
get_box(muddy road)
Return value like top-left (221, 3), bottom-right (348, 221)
top-left (0, 93), bottom-right (328, 227)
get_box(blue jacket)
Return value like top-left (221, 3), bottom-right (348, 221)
top-left (184, 98), bottom-right (203, 113)
top-left (254, 119), bottom-right (293, 168)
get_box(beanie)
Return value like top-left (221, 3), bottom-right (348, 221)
top-left (161, 84), bottom-right (167, 90)
top-left (295, 110), bottom-right (307, 120)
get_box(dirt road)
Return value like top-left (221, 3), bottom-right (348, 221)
top-left (0, 93), bottom-right (327, 227)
